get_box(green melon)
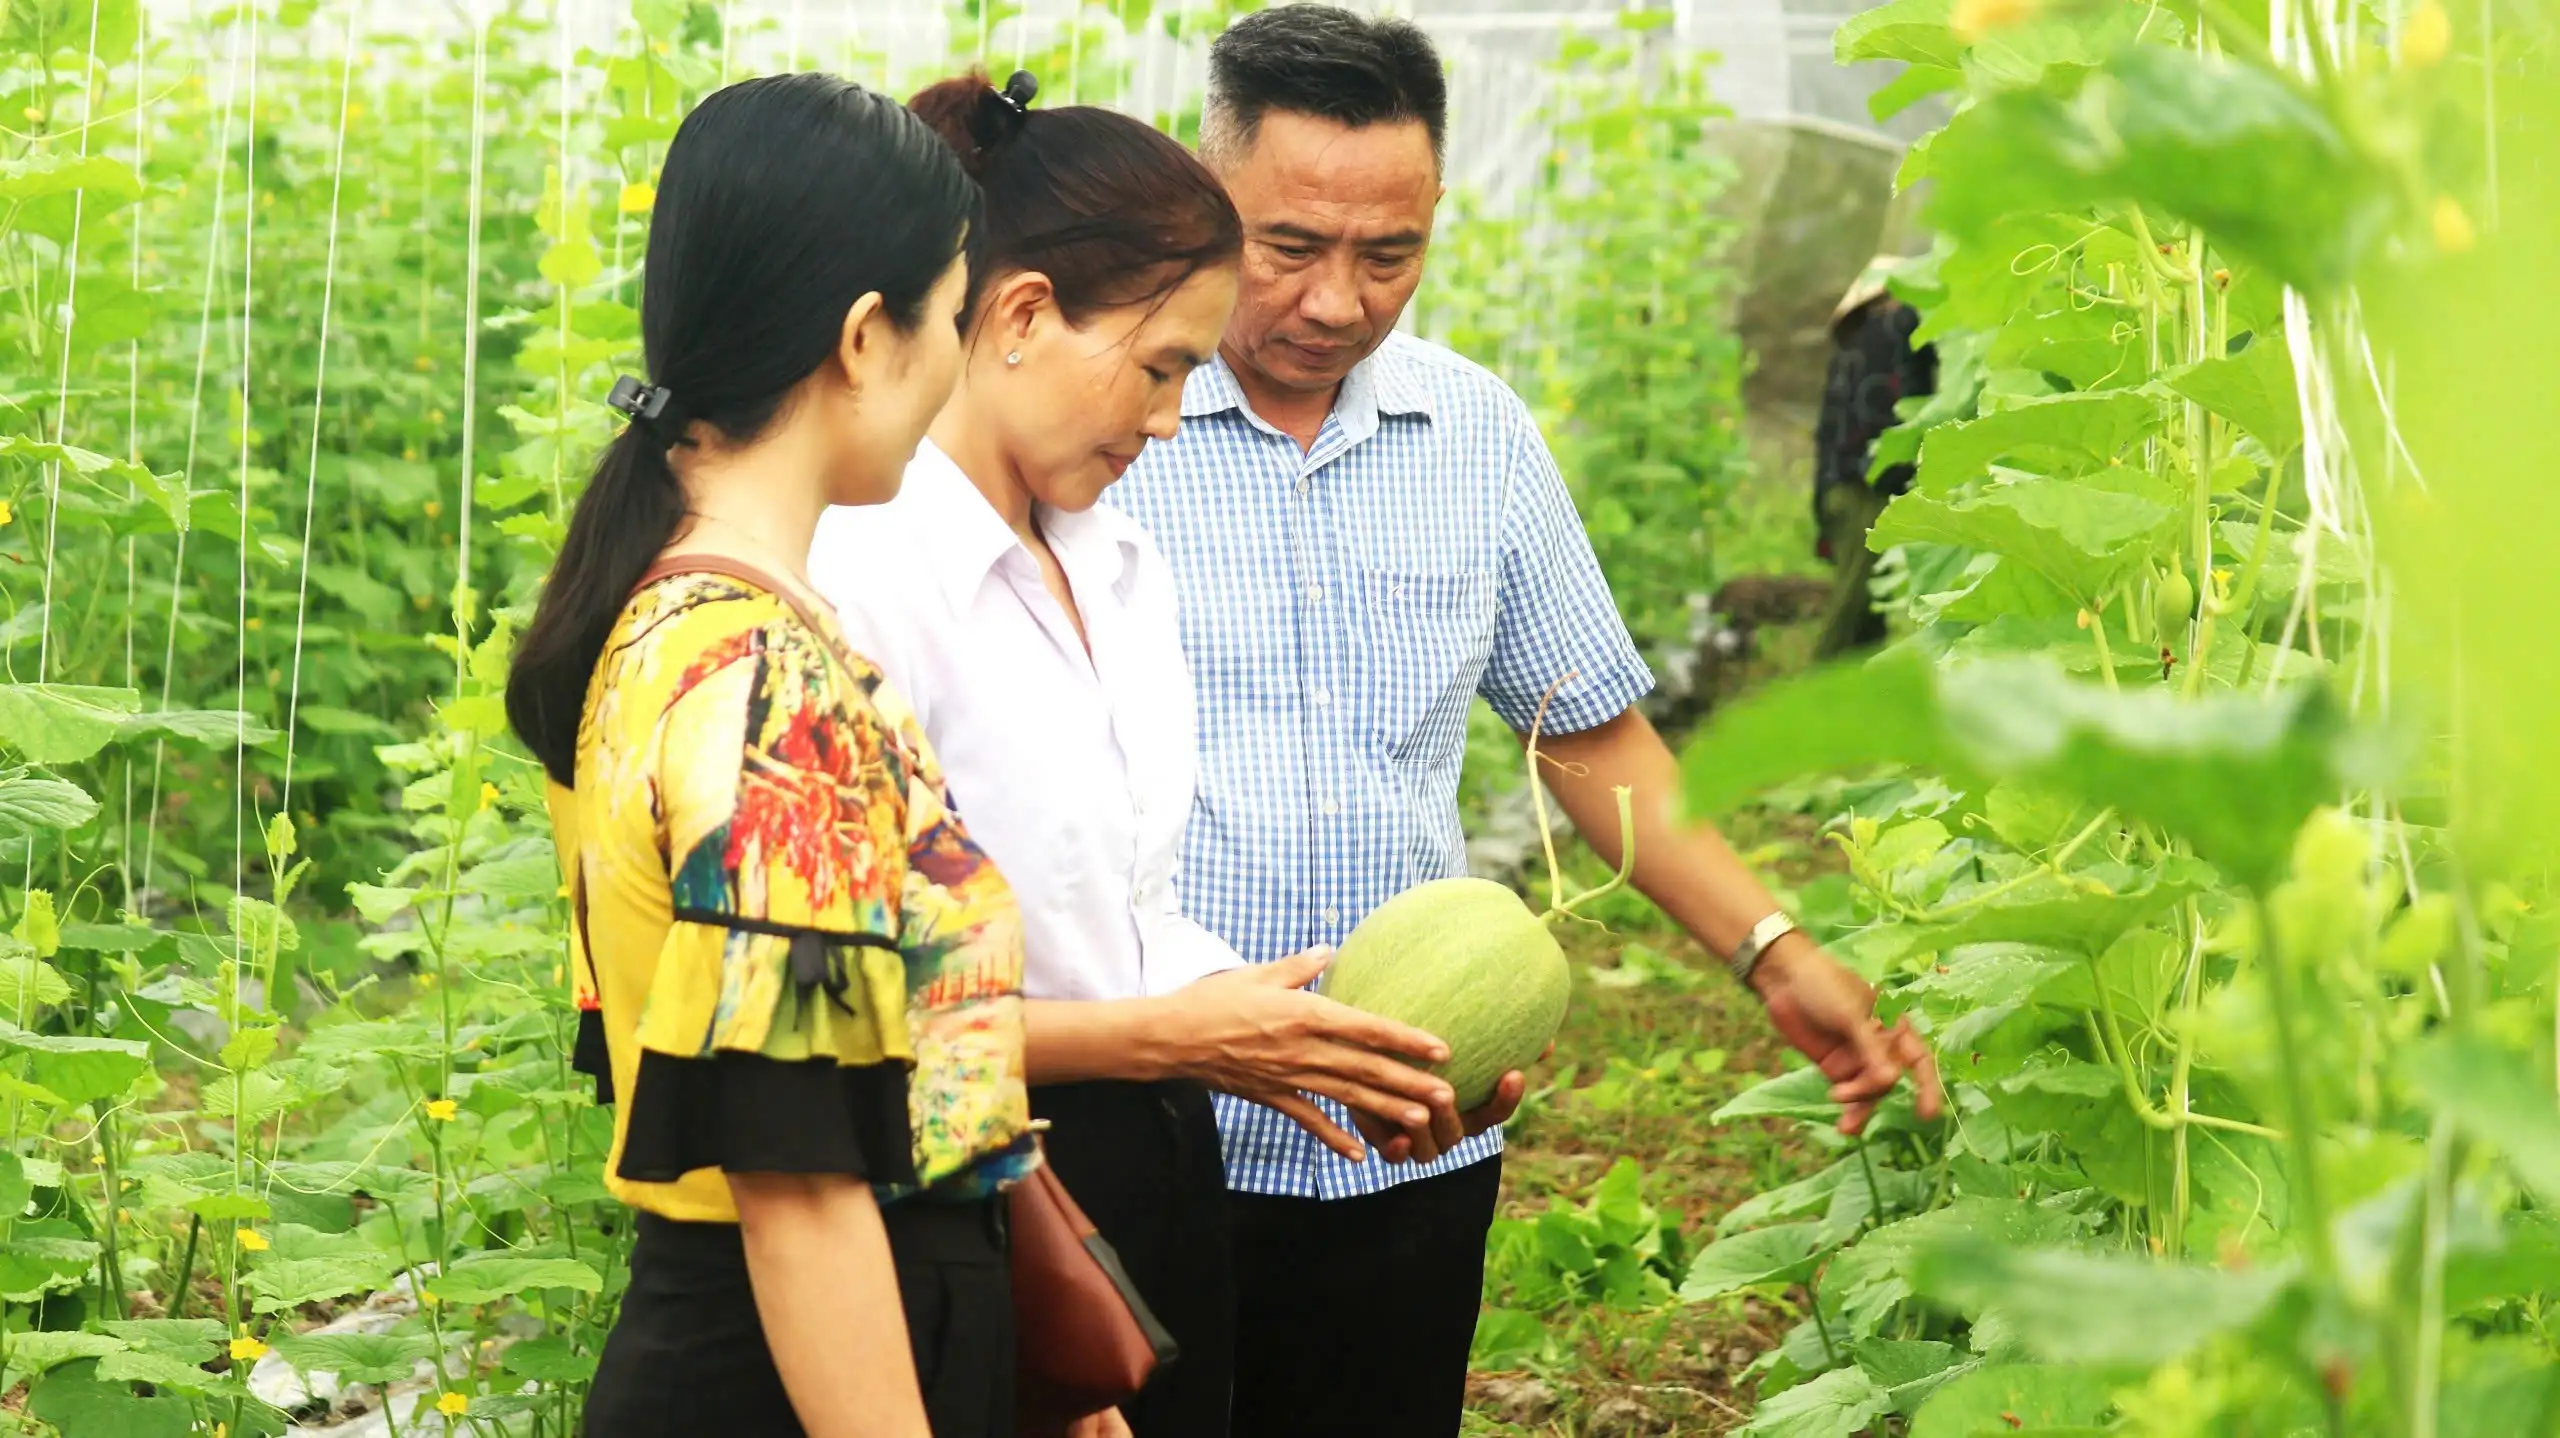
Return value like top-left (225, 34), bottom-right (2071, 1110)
top-left (1322, 877), bottom-right (1573, 1110)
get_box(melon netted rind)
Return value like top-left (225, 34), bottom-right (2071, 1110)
top-left (1322, 876), bottom-right (1571, 1111)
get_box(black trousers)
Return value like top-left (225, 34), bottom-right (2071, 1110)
top-left (1229, 1155), bottom-right (1502, 1438)
top-left (1032, 1078), bottom-right (1235, 1438)
top-left (584, 1198), bottom-right (1013, 1437)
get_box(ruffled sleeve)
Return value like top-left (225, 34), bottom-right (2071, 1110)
top-left (614, 615), bottom-right (920, 1189)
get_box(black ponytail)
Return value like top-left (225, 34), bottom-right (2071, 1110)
top-left (506, 73), bottom-right (980, 787)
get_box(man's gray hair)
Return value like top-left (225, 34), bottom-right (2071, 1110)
top-left (1198, 5), bottom-right (1447, 169)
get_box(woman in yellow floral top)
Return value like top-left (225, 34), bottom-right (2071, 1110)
top-left (503, 74), bottom-right (1030, 1438)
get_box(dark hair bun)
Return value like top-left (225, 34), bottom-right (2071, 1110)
top-left (907, 69), bottom-right (1038, 178)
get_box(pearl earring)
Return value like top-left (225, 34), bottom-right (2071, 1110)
top-left (1005, 351), bottom-right (1022, 367)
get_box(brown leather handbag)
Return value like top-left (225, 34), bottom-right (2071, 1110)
top-left (1009, 1152), bottom-right (1178, 1433)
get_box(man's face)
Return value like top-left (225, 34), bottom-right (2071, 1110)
top-left (1213, 109), bottom-right (1440, 397)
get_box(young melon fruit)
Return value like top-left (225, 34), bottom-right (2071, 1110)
top-left (1322, 877), bottom-right (1572, 1111)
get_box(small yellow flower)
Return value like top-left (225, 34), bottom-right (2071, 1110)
top-left (427, 408), bottom-right (446, 426)
top-left (236, 1227), bottom-right (269, 1252)
top-left (426, 1098), bottom-right (459, 1122)
top-left (21, 107), bottom-right (43, 123)
top-left (0, 500), bottom-right (14, 527)
top-left (619, 181), bottom-right (657, 214)
top-left (424, 499), bottom-right (444, 520)
top-left (230, 1334), bottom-right (268, 1362)
top-left (2075, 609), bottom-right (2094, 630)
top-left (346, 102), bottom-right (366, 122)
top-left (402, 446), bottom-right (421, 462)
top-left (2433, 194), bottom-right (2477, 253)
top-left (437, 1392), bottom-right (471, 1417)
top-left (245, 617), bottom-right (264, 632)
top-left (2400, 1), bottom-right (2452, 66)
top-left (479, 781), bottom-right (500, 810)
top-left (420, 1287), bottom-right (442, 1307)
top-left (414, 354), bottom-right (436, 372)
top-left (1950, 0), bottom-right (2043, 42)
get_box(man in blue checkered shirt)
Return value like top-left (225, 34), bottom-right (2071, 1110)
top-left (1109, 9), bottom-right (1945, 1434)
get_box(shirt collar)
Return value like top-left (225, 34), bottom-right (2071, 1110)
top-left (905, 440), bottom-right (1143, 611)
top-left (1178, 338), bottom-right (1438, 434)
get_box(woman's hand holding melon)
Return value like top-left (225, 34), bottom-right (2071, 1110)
top-left (1157, 952), bottom-right (1466, 1162)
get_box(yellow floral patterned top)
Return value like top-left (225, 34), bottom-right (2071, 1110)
top-left (550, 557), bottom-right (1036, 1223)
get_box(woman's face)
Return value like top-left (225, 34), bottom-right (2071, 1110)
top-left (826, 253), bottom-right (972, 507)
top-left (985, 264), bottom-right (1239, 514)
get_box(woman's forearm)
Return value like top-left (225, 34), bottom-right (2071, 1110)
top-left (729, 1172), bottom-right (930, 1438)
top-left (1023, 997), bottom-right (1183, 1084)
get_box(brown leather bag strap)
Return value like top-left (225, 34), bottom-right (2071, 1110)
top-left (635, 553), bottom-right (839, 638)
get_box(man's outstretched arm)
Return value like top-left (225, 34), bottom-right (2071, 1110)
top-left (1531, 706), bottom-right (1943, 1135)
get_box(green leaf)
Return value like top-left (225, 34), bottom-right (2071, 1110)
top-left (500, 1335), bottom-right (599, 1384)
top-left (1680, 1222), bottom-right (1828, 1300)
top-left (0, 953), bottom-right (74, 1015)
top-left (220, 1025), bottom-right (280, 1072)
top-left (1910, 1362), bottom-right (2122, 1437)
top-left (0, 683), bottom-right (141, 764)
top-left (1871, 478), bottom-right (2176, 604)
top-left (1870, 64), bottom-right (1964, 121)
top-left (269, 1331), bottom-right (438, 1387)
top-left (95, 1347), bottom-right (230, 1395)
top-left (1911, 391), bottom-right (2165, 496)
top-left (27, 1360), bottom-right (194, 1438)
top-left (1919, 47), bottom-right (2394, 294)
top-left (1711, 1065), bottom-right (1839, 1124)
top-left (2165, 335), bottom-right (2303, 455)
top-left (460, 852), bottom-right (564, 901)
top-left (181, 1191), bottom-right (272, 1221)
top-left (1835, 0), bottom-right (1961, 67)
top-left (2403, 1036), bottom-right (2560, 1205)
top-left (96, 1319), bottom-right (224, 1362)
top-left (244, 1254), bottom-right (402, 1313)
top-left (4, 1329), bottom-right (127, 1387)
top-left (116, 707), bottom-right (278, 747)
top-left (1741, 1365), bottom-right (1894, 1438)
top-left (0, 153), bottom-right (144, 206)
top-left (1681, 650), bottom-right (2364, 888)
top-left (1910, 1240), bottom-right (2295, 1363)
top-left (0, 1221), bottom-right (102, 1297)
top-left (0, 772), bottom-right (99, 834)
top-left (0, 1019), bottom-right (150, 1106)
top-left (427, 1255), bottom-right (604, 1306)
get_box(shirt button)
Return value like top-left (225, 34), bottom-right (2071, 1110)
top-left (1306, 584), bottom-right (1326, 604)
top-left (1311, 688), bottom-right (1331, 707)
top-left (1319, 799), bottom-right (1341, 816)
top-left (1295, 478), bottom-right (1311, 497)
top-left (1322, 907), bottom-right (1341, 926)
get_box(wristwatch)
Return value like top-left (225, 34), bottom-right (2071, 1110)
top-left (1727, 911), bottom-right (1798, 987)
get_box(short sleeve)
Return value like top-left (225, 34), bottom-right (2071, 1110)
top-left (1477, 403), bottom-right (1655, 736)
top-left (616, 612), bottom-right (919, 1188)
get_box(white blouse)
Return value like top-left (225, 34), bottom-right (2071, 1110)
top-left (807, 440), bottom-right (1245, 1003)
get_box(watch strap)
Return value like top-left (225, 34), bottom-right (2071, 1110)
top-left (1728, 911), bottom-right (1798, 986)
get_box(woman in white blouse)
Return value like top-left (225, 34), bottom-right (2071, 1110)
top-left (808, 74), bottom-right (1464, 1438)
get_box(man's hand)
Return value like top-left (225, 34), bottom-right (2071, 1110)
top-left (1750, 934), bottom-right (1942, 1134)
top-left (1065, 1409), bottom-right (1133, 1438)
top-left (1163, 952), bottom-right (1463, 1161)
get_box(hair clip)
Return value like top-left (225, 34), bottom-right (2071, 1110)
top-left (606, 374), bottom-right (672, 427)
top-left (994, 69), bottom-right (1038, 117)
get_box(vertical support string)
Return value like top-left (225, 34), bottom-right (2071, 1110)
top-left (33, 0), bottom-right (112, 686)
top-left (233, 0), bottom-right (261, 910)
top-left (279, 3), bottom-right (360, 821)
top-left (455, 15), bottom-right (491, 664)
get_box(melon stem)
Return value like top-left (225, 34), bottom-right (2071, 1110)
top-left (1546, 785), bottom-right (1637, 923)
top-left (1525, 673), bottom-right (1577, 916)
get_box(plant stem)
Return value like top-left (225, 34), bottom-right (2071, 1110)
top-left (170, 1212), bottom-right (201, 1319)
top-left (1549, 786), bottom-right (1637, 920)
top-left (2251, 891), bottom-right (2337, 1284)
